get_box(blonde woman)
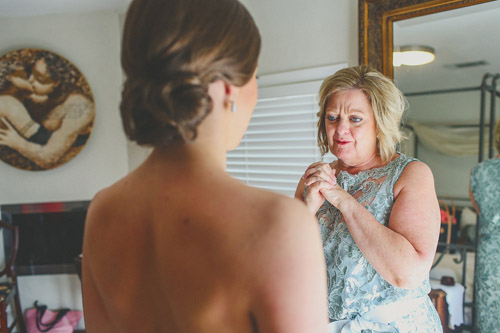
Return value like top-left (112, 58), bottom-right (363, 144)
top-left (295, 65), bottom-right (442, 332)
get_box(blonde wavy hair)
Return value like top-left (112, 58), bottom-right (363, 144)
top-left (317, 65), bottom-right (407, 162)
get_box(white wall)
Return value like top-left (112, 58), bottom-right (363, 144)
top-left (0, 11), bottom-right (128, 204)
top-left (241, 0), bottom-right (358, 74)
top-left (0, 11), bottom-right (127, 330)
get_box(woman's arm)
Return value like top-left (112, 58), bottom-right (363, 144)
top-left (308, 161), bottom-right (440, 289)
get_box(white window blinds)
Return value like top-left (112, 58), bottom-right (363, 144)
top-left (227, 64), bottom-right (346, 197)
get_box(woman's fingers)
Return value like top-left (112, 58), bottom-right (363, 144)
top-left (308, 179), bottom-right (335, 189)
top-left (304, 162), bottom-right (334, 176)
top-left (303, 180), bottom-right (328, 214)
top-left (304, 165), bottom-right (336, 185)
top-left (304, 175), bottom-right (334, 186)
top-left (303, 162), bottom-right (325, 176)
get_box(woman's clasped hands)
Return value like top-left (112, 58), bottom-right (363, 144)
top-left (302, 161), bottom-right (349, 214)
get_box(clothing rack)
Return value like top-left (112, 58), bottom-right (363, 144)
top-left (403, 74), bottom-right (499, 331)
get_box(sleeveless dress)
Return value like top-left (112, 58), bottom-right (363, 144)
top-left (470, 158), bottom-right (500, 332)
top-left (314, 154), bottom-right (442, 332)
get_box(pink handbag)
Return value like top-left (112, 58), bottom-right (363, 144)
top-left (25, 301), bottom-right (82, 333)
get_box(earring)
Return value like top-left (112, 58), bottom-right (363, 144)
top-left (231, 101), bottom-right (237, 113)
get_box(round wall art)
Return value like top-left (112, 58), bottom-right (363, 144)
top-left (0, 48), bottom-right (95, 171)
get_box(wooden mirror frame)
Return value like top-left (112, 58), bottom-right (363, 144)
top-left (358, 0), bottom-right (493, 79)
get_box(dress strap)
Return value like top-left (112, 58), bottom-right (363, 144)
top-left (387, 154), bottom-right (418, 189)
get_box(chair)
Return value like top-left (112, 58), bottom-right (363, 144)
top-left (0, 220), bottom-right (26, 333)
top-left (429, 289), bottom-right (451, 333)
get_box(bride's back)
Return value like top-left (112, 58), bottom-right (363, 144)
top-left (83, 149), bottom-right (327, 332)
top-left (84, 155), bottom-right (281, 331)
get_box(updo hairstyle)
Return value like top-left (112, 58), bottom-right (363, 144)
top-left (120, 0), bottom-right (261, 146)
top-left (317, 65), bottom-right (407, 162)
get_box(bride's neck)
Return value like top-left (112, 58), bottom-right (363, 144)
top-left (151, 141), bottom-right (227, 171)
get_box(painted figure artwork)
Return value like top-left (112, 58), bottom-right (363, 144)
top-left (0, 48), bottom-right (95, 171)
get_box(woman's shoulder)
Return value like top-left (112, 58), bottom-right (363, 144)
top-left (233, 181), bottom-right (315, 225)
top-left (396, 157), bottom-right (433, 181)
top-left (389, 153), bottom-right (418, 169)
top-left (85, 173), bottom-right (144, 226)
top-left (392, 158), bottom-right (435, 197)
top-left (224, 182), bottom-right (318, 247)
top-left (230, 187), bottom-right (325, 287)
top-left (84, 182), bottom-right (125, 232)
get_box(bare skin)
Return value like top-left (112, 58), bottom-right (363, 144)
top-left (295, 89), bottom-right (440, 289)
top-left (82, 78), bottom-right (329, 332)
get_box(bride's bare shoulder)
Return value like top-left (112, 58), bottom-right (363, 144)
top-left (84, 174), bottom-right (142, 229)
top-left (233, 184), bottom-right (318, 236)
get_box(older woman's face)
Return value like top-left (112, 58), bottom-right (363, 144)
top-left (324, 89), bottom-right (378, 167)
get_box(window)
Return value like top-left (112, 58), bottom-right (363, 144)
top-left (227, 64), bottom-right (346, 197)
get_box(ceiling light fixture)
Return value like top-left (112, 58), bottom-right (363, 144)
top-left (393, 45), bottom-right (435, 67)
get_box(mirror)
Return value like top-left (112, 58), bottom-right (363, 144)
top-left (359, 0), bottom-right (498, 330)
top-left (359, 0), bottom-right (494, 78)
top-left (393, 2), bottom-right (500, 204)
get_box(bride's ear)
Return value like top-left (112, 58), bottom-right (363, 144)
top-left (222, 81), bottom-right (239, 112)
top-left (207, 80), bottom-right (224, 107)
top-left (207, 80), bottom-right (238, 112)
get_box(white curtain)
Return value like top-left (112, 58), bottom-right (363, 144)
top-left (408, 121), bottom-right (489, 156)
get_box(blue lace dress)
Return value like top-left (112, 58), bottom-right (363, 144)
top-left (470, 158), bottom-right (500, 332)
top-left (314, 154), bottom-right (442, 332)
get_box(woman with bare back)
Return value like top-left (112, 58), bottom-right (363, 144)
top-left (81, 0), bottom-right (328, 332)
